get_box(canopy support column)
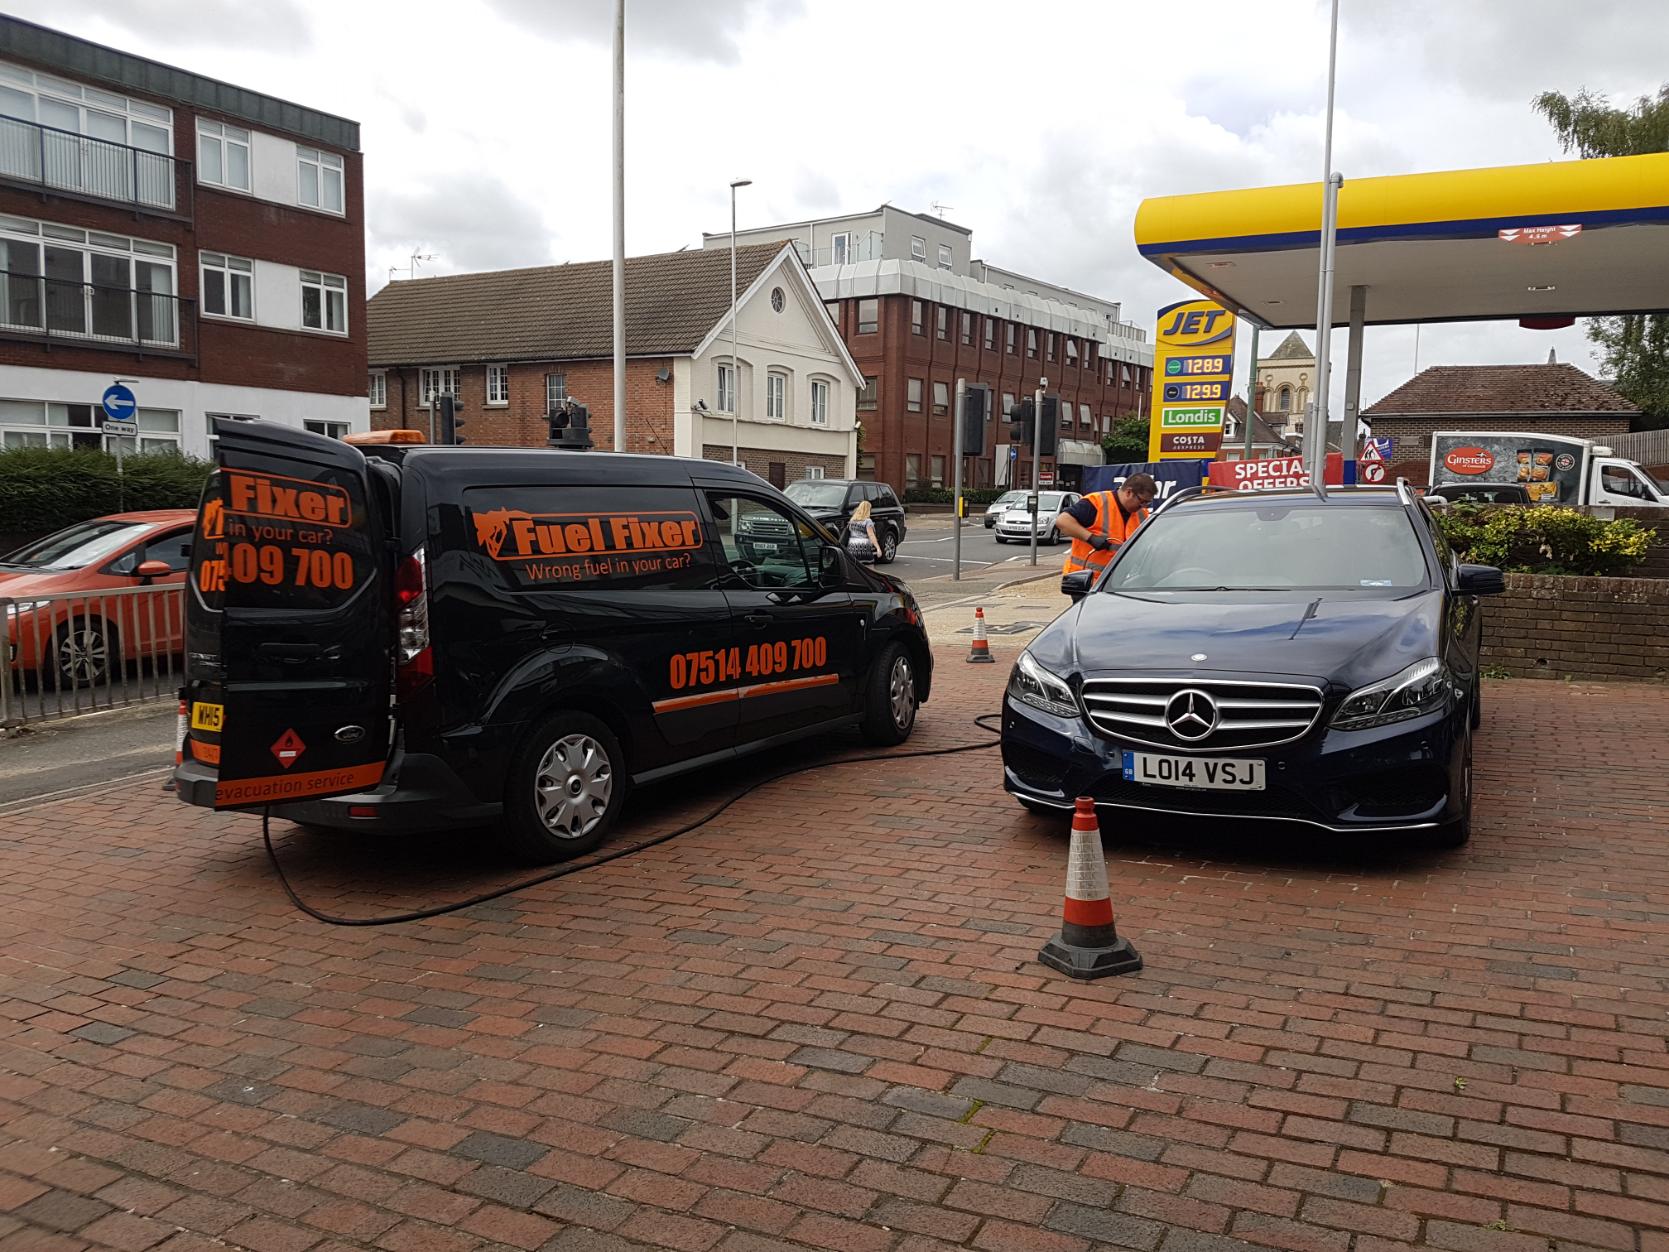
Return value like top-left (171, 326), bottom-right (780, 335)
top-left (1341, 284), bottom-right (1367, 459)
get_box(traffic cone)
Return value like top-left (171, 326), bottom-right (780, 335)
top-left (966, 606), bottom-right (995, 664)
top-left (163, 696), bottom-right (185, 792)
top-left (1038, 797), bottom-right (1142, 979)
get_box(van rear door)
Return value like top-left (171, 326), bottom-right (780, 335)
top-left (193, 419), bottom-right (394, 809)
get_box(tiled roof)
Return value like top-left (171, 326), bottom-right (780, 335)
top-left (367, 242), bottom-right (789, 366)
top-left (1265, 331), bottom-right (1313, 362)
top-left (1363, 364), bottom-right (1639, 416)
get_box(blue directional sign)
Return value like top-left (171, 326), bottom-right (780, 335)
top-left (101, 383), bottom-right (137, 422)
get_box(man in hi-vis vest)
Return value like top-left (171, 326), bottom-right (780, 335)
top-left (1058, 473), bottom-right (1158, 580)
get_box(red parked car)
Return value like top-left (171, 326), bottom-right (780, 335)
top-left (1, 510), bottom-right (194, 686)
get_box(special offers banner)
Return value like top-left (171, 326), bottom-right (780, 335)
top-left (1146, 299), bottom-right (1236, 463)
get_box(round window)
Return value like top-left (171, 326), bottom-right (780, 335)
top-left (770, 287), bottom-right (785, 313)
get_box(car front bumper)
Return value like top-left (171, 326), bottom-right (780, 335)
top-left (1001, 693), bottom-right (1466, 834)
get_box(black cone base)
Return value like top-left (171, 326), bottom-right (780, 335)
top-left (1038, 931), bottom-right (1142, 980)
top-left (966, 652), bottom-right (995, 664)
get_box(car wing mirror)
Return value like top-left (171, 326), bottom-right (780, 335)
top-left (1456, 563), bottom-right (1505, 595)
top-left (1060, 569), bottom-right (1092, 600)
top-left (135, 559), bottom-right (172, 581)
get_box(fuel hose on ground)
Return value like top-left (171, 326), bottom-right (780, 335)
top-left (264, 713), bottom-right (1005, 927)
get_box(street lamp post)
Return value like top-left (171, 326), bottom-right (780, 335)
top-left (1308, 0), bottom-right (1342, 494)
top-left (729, 178), bottom-right (751, 466)
top-left (611, 0), bottom-right (626, 454)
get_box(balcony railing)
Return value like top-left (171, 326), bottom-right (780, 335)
top-left (0, 269), bottom-right (193, 355)
top-left (0, 114), bottom-right (187, 216)
top-left (795, 235), bottom-right (887, 267)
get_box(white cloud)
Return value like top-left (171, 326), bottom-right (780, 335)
top-left (14, 0), bottom-right (1665, 408)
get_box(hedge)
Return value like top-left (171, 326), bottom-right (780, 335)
top-left (1434, 503), bottom-right (1656, 577)
top-left (902, 487), bottom-right (1014, 506)
top-left (0, 447), bottom-right (212, 536)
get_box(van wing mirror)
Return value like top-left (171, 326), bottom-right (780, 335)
top-left (819, 545), bottom-right (846, 586)
top-left (1060, 569), bottom-right (1093, 600)
top-left (1457, 563), bottom-right (1506, 595)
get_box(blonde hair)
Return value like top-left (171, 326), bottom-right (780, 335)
top-left (850, 499), bottom-right (873, 524)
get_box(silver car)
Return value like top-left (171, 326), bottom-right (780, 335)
top-left (983, 490), bottom-right (1027, 528)
top-left (994, 491), bottom-right (1080, 544)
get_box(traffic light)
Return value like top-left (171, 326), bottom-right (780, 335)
top-left (547, 400), bottom-right (594, 451)
top-left (1008, 398), bottom-right (1034, 446)
top-left (438, 394), bottom-right (466, 445)
top-left (960, 385), bottom-right (989, 454)
top-left (1038, 396), bottom-right (1060, 458)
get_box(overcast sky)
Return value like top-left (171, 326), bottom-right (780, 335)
top-left (21, 0), bottom-right (1669, 408)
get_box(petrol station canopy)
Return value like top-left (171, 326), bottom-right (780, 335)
top-left (1133, 152), bottom-right (1669, 329)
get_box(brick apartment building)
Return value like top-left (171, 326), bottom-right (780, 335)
top-left (367, 242), bottom-right (861, 485)
top-left (0, 15), bottom-right (368, 459)
top-left (704, 205), bottom-right (1154, 491)
top-left (1363, 362), bottom-right (1637, 478)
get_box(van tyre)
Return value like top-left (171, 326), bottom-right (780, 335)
top-left (501, 711), bottom-right (625, 863)
top-left (860, 643), bottom-right (917, 746)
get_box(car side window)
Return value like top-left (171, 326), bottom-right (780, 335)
top-left (146, 529), bottom-right (195, 572)
top-left (707, 493), bottom-right (820, 591)
top-left (876, 486), bottom-right (898, 509)
top-left (1421, 503), bottom-right (1456, 582)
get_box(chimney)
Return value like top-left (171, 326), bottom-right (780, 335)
top-left (1547, 347), bottom-right (1558, 364)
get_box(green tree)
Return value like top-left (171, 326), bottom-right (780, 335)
top-left (1533, 85), bottom-right (1669, 423)
top-left (1101, 415), bottom-right (1150, 464)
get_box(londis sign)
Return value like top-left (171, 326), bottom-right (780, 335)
top-left (1148, 299), bottom-right (1236, 463)
top-left (472, 508), bottom-right (704, 583)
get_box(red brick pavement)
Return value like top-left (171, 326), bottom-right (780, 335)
top-left (1, 661), bottom-right (1667, 1252)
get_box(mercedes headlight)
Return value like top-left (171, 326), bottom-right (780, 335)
top-left (1008, 651), bottom-right (1079, 719)
top-left (1331, 658), bottom-right (1453, 730)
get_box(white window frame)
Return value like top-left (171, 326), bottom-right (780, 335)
top-left (296, 146), bottom-right (345, 215)
top-left (419, 366), bottom-right (459, 408)
top-left (304, 419), bottom-right (350, 440)
top-left (857, 298), bottom-right (878, 334)
top-left (716, 363), bottom-right (735, 414)
top-left (765, 370), bottom-right (787, 422)
top-left (196, 120), bottom-right (250, 192)
top-left (906, 378), bottom-right (923, 413)
top-left (937, 244), bottom-right (953, 269)
top-left (910, 236), bottom-right (927, 261)
top-left (199, 250), bottom-right (254, 321)
top-left (804, 465), bottom-right (826, 479)
top-left (1079, 403), bottom-right (1092, 426)
top-left (932, 381), bottom-right (950, 415)
top-left (300, 269), bottom-right (348, 335)
top-left (368, 371), bottom-right (386, 409)
top-left (486, 364), bottom-right (509, 406)
top-left (830, 232), bottom-right (850, 265)
top-left (0, 214), bottom-right (178, 347)
top-left (809, 378), bottom-right (830, 427)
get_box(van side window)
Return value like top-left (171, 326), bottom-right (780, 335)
top-left (459, 486), bottom-right (714, 591)
top-left (706, 493), bottom-right (819, 591)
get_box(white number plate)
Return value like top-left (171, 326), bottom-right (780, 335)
top-left (1122, 751), bottom-right (1265, 791)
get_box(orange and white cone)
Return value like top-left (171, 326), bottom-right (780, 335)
top-left (966, 606), bottom-right (995, 664)
top-left (1038, 797), bottom-right (1142, 979)
top-left (163, 695), bottom-right (186, 791)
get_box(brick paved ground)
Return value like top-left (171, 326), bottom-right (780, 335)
top-left (2, 656), bottom-right (1668, 1252)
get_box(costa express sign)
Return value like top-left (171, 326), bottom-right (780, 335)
top-left (1149, 299), bottom-right (1236, 463)
top-left (1442, 446), bottom-right (1496, 476)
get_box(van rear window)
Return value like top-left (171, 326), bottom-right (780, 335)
top-left (458, 486), bottom-right (716, 591)
top-left (190, 467), bottom-right (378, 612)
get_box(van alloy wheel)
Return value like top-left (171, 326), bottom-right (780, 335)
top-left (534, 733), bottom-right (614, 839)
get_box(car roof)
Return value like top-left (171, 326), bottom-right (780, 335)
top-left (97, 509), bottom-right (196, 525)
top-left (1177, 487), bottom-right (1406, 511)
top-left (386, 447), bottom-right (765, 489)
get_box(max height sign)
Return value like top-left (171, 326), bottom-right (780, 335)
top-left (1147, 299), bottom-right (1236, 462)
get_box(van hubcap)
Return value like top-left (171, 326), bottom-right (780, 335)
top-left (889, 656), bottom-right (915, 729)
top-left (534, 734), bottom-right (613, 839)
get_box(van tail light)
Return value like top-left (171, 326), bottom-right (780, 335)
top-left (394, 546), bottom-right (432, 698)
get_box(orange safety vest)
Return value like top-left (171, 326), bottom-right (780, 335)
top-left (1063, 491), bottom-right (1148, 575)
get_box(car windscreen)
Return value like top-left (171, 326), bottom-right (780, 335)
top-left (783, 482), bottom-right (849, 509)
top-left (1106, 503), bottom-right (1431, 592)
top-left (0, 520), bottom-right (152, 571)
top-left (990, 492), bottom-right (1025, 508)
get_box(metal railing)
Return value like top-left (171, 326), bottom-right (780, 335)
top-left (1, 584), bottom-right (184, 731)
top-left (0, 114), bottom-right (184, 214)
top-left (0, 269), bottom-right (191, 354)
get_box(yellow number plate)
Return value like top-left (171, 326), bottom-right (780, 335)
top-left (190, 702), bottom-right (224, 732)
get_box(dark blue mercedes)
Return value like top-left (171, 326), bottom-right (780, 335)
top-left (1001, 484), bottom-right (1504, 846)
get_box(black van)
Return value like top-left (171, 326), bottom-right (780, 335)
top-left (173, 420), bottom-right (933, 861)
